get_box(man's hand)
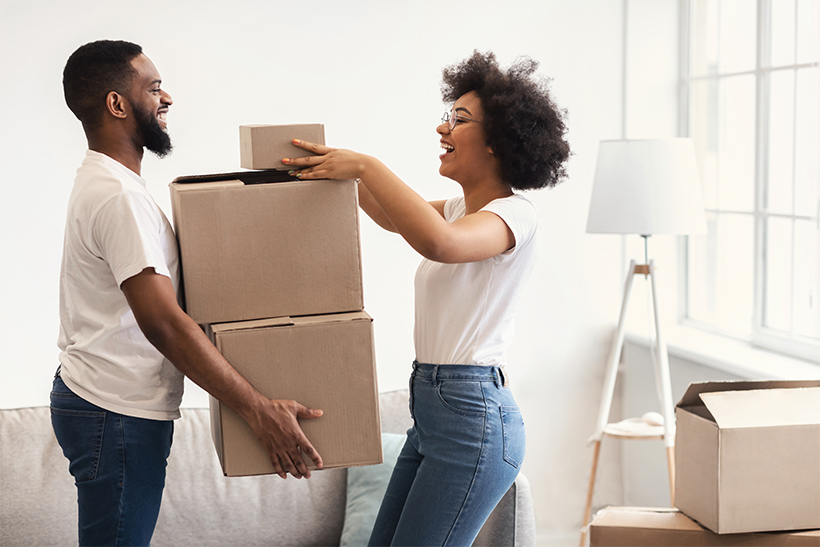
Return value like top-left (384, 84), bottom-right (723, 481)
top-left (247, 399), bottom-right (323, 479)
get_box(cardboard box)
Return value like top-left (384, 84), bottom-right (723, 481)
top-left (239, 123), bottom-right (325, 169)
top-left (675, 380), bottom-right (820, 534)
top-left (169, 171), bottom-right (363, 324)
top-left (208, 311), bottom-right (381, 477)
top-left (589, 506), bottom-right (820, 546)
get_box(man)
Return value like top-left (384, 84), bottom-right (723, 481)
top-left (51, 40), bottom-right (323, 547)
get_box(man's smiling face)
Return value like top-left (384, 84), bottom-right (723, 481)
top-left (128, 53), bottom-right (173, 157)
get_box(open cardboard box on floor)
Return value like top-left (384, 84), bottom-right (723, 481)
top-left (589, 507), bottom-right (820, 546)
top-left (207, 311), bottom-right (381, 477)
top-left (675, 380), bottom-right (820, 535)
top-left (169, 171), bottom-right (363, 325)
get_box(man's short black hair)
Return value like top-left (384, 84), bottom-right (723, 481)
top-left (441, 51), bottom-right (571, 190)
top-left (63, 40), bottom-right (143, 128)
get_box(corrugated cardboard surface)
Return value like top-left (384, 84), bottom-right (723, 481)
top-left (239, 123), bottom-right (325, 170)
top-left (675, 380), bottom-right (820, 534)
top-left (208, 311), bottom-right (382, 477)
top-left (589, 507), bottom-right (820, 546)
top-left (675, 407), bottom-right (720, 532)
top-left (169, 176), bottom-right (363, 324)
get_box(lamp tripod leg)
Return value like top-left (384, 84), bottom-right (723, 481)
top-left (666, 445), bottom-right (676, 505)
top-left (579, 439), bottom-right (602, 547)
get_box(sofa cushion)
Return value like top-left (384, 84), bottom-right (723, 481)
top-left (0, 406), bottom-right (77, 547)
top-left (340, 433), bottom-right (406, 546)
top-left (153, 408), bottom-right (347, 547)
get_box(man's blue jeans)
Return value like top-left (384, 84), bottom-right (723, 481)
top-left (50, 375), bottom-right (173, 546)
top-left (368, 362), bottom-right (526, 546)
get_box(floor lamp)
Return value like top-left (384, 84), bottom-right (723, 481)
top-left (579, 139), bottom-right (706, 547)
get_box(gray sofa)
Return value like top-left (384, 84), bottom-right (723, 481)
top-left (0, 389), bottom-right (535, 546)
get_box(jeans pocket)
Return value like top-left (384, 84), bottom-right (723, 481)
top-left (50, 407), bottom-right (106, 482)
top-left (436, 380), bottom-right (486, 416)
top-left (500, 406), bottom-right (526, 468)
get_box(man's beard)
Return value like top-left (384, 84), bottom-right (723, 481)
top-left (133, 103), bottom-right (172, 158)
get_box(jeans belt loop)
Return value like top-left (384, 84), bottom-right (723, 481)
top-left (432, 365), bottom-right (439, 387)
top-left (496, 367), bottom-right (508, 388)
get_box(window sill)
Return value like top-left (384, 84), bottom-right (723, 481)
top-left (624, 325), bottom-right (820, 381)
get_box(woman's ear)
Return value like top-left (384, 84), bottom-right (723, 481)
top-left (106, 91), bottom-right (128, 120)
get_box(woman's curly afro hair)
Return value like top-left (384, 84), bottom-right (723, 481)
top-left (441, 51), bottom-right (571, 190)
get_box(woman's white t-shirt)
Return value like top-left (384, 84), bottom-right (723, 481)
top-left (413, 194), bottom-right (538, 367)
top-left (57, 150), bottom-right (184, 420)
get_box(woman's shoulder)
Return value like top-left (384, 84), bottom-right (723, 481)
top-left (484, 193), bottom-right (538, 220)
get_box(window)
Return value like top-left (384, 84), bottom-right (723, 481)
top-left (681, 0), bottom-right (820, 362)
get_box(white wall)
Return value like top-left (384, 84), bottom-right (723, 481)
top-left (579, 0), bottom-right (684, 528)
top-left (0, 0), bottom-right (680, 542)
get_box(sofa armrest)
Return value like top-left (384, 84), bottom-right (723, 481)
top-left (474, 473), bottom-right (536, 547)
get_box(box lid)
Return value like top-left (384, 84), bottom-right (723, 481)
top-left (590, 506), bottom-right (820, 546)
top-left (699, 386), bottom-right (820, 429)
top-left (171, 170), bottom-right (296, 185)
top-left (211, 311), bottom-right (372, 333)
top-left (676, 379), bottom-right (820, 408)
top-left (592, 507), bottom-right (702, 531)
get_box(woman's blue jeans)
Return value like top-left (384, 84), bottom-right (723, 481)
top-left (369, 362), bottom-right (526, 546)
top-left (50, 375), bottom-right (173, 546)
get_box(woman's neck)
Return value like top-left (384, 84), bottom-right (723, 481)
top-left (462, 179), bottom-right (514, 214)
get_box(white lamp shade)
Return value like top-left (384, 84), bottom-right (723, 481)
top-left (586, 139), bottom-right (707, 235)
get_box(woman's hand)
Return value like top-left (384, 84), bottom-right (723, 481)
top-left (282, 140), bottom-right (371, 181)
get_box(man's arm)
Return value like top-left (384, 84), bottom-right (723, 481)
top-left (121, 267), bottom-right (323, 479)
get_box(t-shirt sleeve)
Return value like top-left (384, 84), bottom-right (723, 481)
top-left (443, 196), bottom-right (466, 222)
top-left (482, 195), bottom-right (539, 256)
top-left (92, 191), bottom-right (172, 287)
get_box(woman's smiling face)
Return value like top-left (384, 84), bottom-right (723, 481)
top-left (437, 91), bottom-right (498, 185)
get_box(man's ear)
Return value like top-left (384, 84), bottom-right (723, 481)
top-left (106, 91), bottom-right (128, 120)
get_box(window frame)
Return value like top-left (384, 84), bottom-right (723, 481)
top-left (678, 0), bottom-right (820, 363)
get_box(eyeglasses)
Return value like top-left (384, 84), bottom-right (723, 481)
top-left (441, 110), bottom-right (482, 131)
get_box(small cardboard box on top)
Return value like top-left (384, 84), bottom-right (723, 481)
top-left (239, 123), bottom-right (325, 170)
top-left (675, 380), bottom-right (820, 535)
top-left (207, 311), bottom-right (381, 477)
top-left (169, 170), bottom-right (363, 325)
top-left (589, 507), bottom-right (820, 547)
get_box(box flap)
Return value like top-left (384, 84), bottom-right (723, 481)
top-left (592, 507), bottom-right (701, 531)
top-left (291, 311), bottom-right (372, 326)
top-left (211, 317), bottom-right (295, 333)
top-left (172, 170), bottom-right (296, 185)
top-left (170, 180), bottom-right (244, 192)
top-left (210, 312), bottom-right (372, 333)
top-left (700, 387), bottom-right (820, 429)
top-left (676, 379), bottom-right (820, 408)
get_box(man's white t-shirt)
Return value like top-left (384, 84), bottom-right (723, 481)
top-left (413, 194), bottom-right (538, 367)
top-left (57, 150), bottom-right (184, 420)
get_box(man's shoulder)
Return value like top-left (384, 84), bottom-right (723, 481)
top-left (74, 156), bottom-right (148, 207)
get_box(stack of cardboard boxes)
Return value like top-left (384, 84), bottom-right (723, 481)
top-left (590, 380), bottom-right (820, 546)
top-left (169, 124), bottom-right (382, 477)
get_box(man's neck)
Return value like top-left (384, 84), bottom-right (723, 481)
top-left (87, 134), bottom-right (144, 176)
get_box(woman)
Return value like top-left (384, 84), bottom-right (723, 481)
top-left (284, 50), bottom-right (570, 546)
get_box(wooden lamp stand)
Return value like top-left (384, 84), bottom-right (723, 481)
top-left (579, 256), bottom-right (676, 547)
